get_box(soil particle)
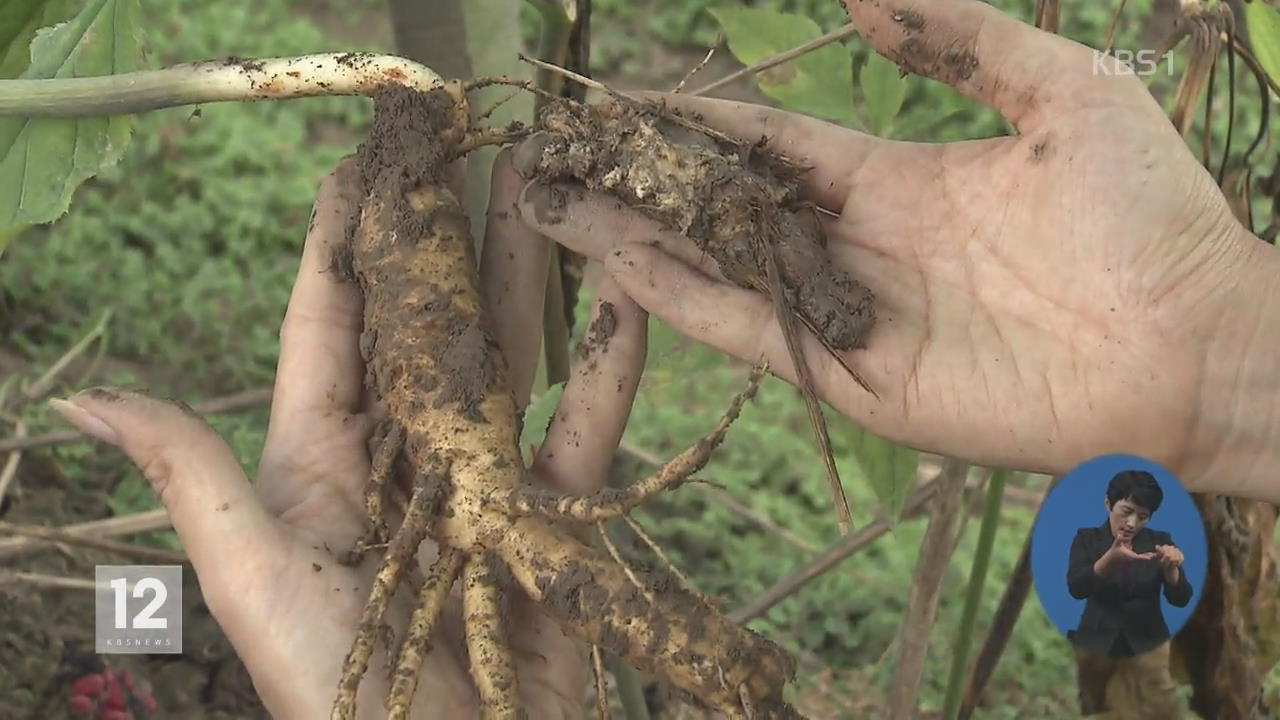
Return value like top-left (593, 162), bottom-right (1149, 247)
top-left (1030, 136), bottom-right (1050, 161)
top-left (894, 37), bottom-right (980, 84)
top-left (590, 302), bottom-right (617, 349)
top-left (892, 9), bottom-right (925, 31)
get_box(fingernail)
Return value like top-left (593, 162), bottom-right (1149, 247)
top-left (49, 398), bottom-right (121, 446)
top-left (510, 131), bottom-right (552, 178)
top-left (518, 181), bottom-right (565, 226)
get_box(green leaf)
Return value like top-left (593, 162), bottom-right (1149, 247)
top-left (0, 0), bottom-right (75, 79)
top-left (708, 8), bottom-right (858, 127)
top-left (848, 425), bottom-right (918, 524)
top-left (0, 0), bottom-right (140, 236)
top-left (520, 382), bottom-right (566, 457)
top-left (1247, 1), bottom-right (1280, 91)
top-left (859, 50), bottom-right (907, 136)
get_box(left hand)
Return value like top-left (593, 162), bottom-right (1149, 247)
top-left (48, 152), bottom-right (649, 719)
top-left (1154, 543), bottom-right (1185, 581)
top-left (1154, 544), bottom-right (1184, 568)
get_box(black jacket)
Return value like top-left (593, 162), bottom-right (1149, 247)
top-left (1065, 520), bottom-right (1194, 658)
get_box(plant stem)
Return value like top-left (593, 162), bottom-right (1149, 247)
top-left (0, 53), bottom-right (444, 116)
top-left (527, 0), bottom-right (576, 388)
top-left (941, 469), bottom-right (1007, 720)
top-left (606, 653), bottom-right (652, 720)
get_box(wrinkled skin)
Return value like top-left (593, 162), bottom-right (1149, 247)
top-left (49, 155), bottom-right (650, 719)
top-left (510, 0), bottom-right (1280, 504)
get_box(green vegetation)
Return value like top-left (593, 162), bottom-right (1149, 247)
top-left (1, 0), bottom-right (1275, 716)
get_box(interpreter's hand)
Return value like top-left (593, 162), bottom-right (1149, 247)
top-left (1154, 544), bottom-right (1184, 569)
top-left (507, 0), bottom-right (1280, 501)
top-left (1109, 536), bottom-right (1156, 565)
top-left (48, 157), bottom-right (650, 719)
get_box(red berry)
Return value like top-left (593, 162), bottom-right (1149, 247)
top-left (119, 669), bottom-right (134, 690)
top-left (68, 695), bottom-right (94, 715)
top-left (100, 711), bottom-right (131, 720)
top-left (101, 682), bottom-right (127, 711)
top-left (71, 673), bottom-right (106, 697)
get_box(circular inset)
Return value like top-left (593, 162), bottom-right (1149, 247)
top-left (1030, 453), bottom-right (1207, 659)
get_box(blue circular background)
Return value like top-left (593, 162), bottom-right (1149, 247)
top-left (1030, 453), bottom-right (1208, 646)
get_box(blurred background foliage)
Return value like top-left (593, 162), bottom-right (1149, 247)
top-left (0, 0), bottom-right (1275, 717)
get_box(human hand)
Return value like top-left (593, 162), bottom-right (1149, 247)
top-left (1154, 544), bottom-right (1184, 568)
top-left (507, 0), bottom-right (1280, 501)
top-left (48, 156), bottom-right (650, 718)
top-left (1107, 536), bottom-right (1156, 565)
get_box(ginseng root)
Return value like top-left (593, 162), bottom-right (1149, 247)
top-left (332, 80), bottom-right (808, 719)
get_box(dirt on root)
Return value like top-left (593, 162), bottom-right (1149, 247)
top-left (515, 97), bottom-right (876, 353)
top-left (0, 453), bottom-right (264, 720)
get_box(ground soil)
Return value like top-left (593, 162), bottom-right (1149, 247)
top-left (0, 450), bottom-right (265, 720)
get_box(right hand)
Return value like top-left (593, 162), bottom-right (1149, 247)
top-left (506, 0), bottom-right (1280, 501)
top-left (1107, 536), bottom-right (1156, 565)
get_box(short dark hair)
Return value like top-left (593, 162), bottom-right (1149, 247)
top-left (1106, 470), bottom-right (1163, 513)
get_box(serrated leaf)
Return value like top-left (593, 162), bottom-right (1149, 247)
top-left (0, 0), bottom-right (75, 79)
top-left (860, 50), bottom-right (907, 136)
top-left (0, 0), bottom-right (140, 236)
top-left (1247, 1), bottom-right (1280, 91)
top-left (708, 8), bottom-right (857, 127)
top-left (848, 425), bottom-right (918, 524)
top-left (520, 382), bottom-right (566, 457)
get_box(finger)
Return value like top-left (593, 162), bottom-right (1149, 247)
top-left (602, 242), bottom-right (874, 395)
top-left (841, 0), bottom-right (1157, 131)
top-left (533, 277), bottom-right (648, 496)
top-left (270, 157), bottom-right (366, 425)
top-left (480, 149), bottom-right (551, 408)
top-left (49, 389), bottom-right (283, 600)
top-left (639, 92), bottom-right (908, 212)
top-left (515, 178), bottom-right (724, 276)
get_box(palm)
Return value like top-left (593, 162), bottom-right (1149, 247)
top-left (510, 5), bottom-right (1265, 486)
top-left (236, 414), bottom-right (576, 718)
top-left (52, 158), bottom-right (649, 719)
top-left (816, 92), bottom-right (1242, 477)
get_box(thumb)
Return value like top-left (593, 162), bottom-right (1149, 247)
top-left (49, 388), bottom-right (281, 579)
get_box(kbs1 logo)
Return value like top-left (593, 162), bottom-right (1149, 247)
top-left (1092, 48), bottom-right (1175, 77)
top-left (95, 565), bottom-right (183, 654)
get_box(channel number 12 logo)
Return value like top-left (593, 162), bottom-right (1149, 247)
top-left (95, 565), bottom-right (183, 654)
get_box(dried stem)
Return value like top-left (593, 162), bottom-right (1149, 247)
top-left (615, 440), bottom-right (815, 552)
top-left (1103, 0), bottom-right (1130, 56)
top-left (0, 508), bottom-right (169, 560)
top-left (0, 520), bottom-right (186, 564)
top-left (592, 645), bottom-right (611, 720)
top-left (673, 44), bottom-right (717, 93)
top-left (0, 420), bottom-right (25, 501)
top-left (597, 521), bottom-right (656, 604)
top-left (0, 569), bottom-right (107, 591)
top-left (728, 476), bottom-right (938, 625)
top-left (885, 459), bottom-right (970, 720)
top-left (621, 513), bottom-right (708, 606)
top-left (689, 23), bottom-right (859, 98)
